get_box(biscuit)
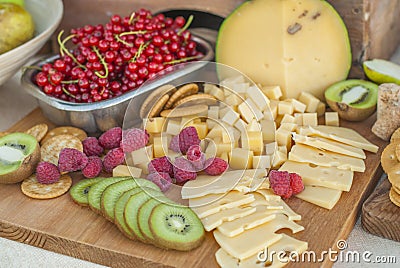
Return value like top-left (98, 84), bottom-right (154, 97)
top-left (389, 187), bottom-right (400, 207)
top-left (147, 94), bottom-right (170, 118)
top-left (41, 126), bottom-right (87, 145)
top-left (140, 84), bottom-right (176, 118)
top-left (390, 127), bottom-right (400, 143)
top-left (381, 143), bottom-right (399, 174)
top-left (164, 83), bottom-right (199, 109)
top-left (172, 93), bottom-right (217, 108)
top-left (25, 123), bottom-right (48, 142)
top-left (41, 134), bottom-right (83, 165)
top-left (160, 104), bottom-right (208, 118)
top-left (21, 174), bottom-right (72, 199)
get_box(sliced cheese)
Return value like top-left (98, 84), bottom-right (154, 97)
top-left (201, 206), bottom-right (257, 232)
top-left (279, 160), bottom-right (353, 191)
top-left (292, 133), bottom-right (366, 159)
top-left (251, 192), bottom-right (283, 209)
top-left (181, 169), bottom-right (267, 199)
top-left (297, 125), bottom-right (378, 153)
top-left (289, 144), bottom-right (365, 172)
top-left (279, 199), bottom-right (302, 221)
top-left (190, 191), bottom-right (255, 218)
top-left (215, 235), bottom-right (308, 268)
top-left (255, 189), bottom-right (280, 202)
top-left (295, 185), bottom-right (342, 209)
top-left (213, 214), bottom-right (304, 260)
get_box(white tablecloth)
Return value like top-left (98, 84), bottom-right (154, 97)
top-left (1, 49), bottom-right (400, 268)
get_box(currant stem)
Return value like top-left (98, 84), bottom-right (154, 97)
top-left (61, 80), bottom-right (79, 84)
top-left (92, 46), bottom-right (109, 79)
top-left (57, 30), bottom-right (86, 70)
top-left (177, 15), bottom-right (194, 36)
top-left (130, 41), bottom-right (150, 62)
top-left (163, 55), bottom-right (201, 65)
top-left (128, 12), bottom-right (136, 24)
top-left (62, 86), bottom-right (77, 99)
top-left (114, 35), bottom-right (134, 47)
top-left (119, 30), bottom-right (147, 37)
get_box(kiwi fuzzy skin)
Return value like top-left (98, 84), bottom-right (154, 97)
top-left (326, 99), bottom-right (376, 121)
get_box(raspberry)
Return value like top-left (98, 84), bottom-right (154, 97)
top-left (204, 157), bottom-right (228, 176)
top-left (82, 156), bottom-right (103, 178)
top-left (82, 137), bottom-right (104, 156)
top-left (186, 145), bottom-right (205, 171)
top-left (173, 157), bottom-right (197, 184)
top-left (148, 156), bottom-right (173, 177)
top-left (36, 161), bottom-right (60, 184)
top-left (103, 147), bottom-right (125, 173)
top-left (58, 148), bottom-right (88, 173)
top-left (289, 173), bottom-right (304, 195)
top-left (147, 172), bottom-right (172, 192)
top-left (269, 170), bottom-right (291, 199)
top-left (121, 128), bottom-right (149, 153)
top-left (169, 126), bottom-right (200, 154)
top-left (98, 127), bottom-right (122, 149)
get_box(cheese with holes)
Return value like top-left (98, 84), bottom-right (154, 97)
top-left (297, 125), bottom-right (378, 153)
top-left (279, 160), bottom-right (353, 191)
top-left (292, 133), bottom-right (366, 159)
top-left (215, 234), bottom-right (308, 268)
top-left (289, 144), bottom-right (365, 172)
top-left (295, 185), bottom-right (342, 209)
top-left (190, 191), bottom-right (255, 219)
top-left (213, 214), bottom-right (304, 260)
top-left (201, 206), bottom-right (257, 231)
top-left (181, 169), bottom-right (267, 198)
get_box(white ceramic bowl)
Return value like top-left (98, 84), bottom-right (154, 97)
top-left (0, 0), bottom-right (63, 86)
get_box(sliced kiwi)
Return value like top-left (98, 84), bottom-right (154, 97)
top-left (101, 178), bottom-right (161, 221)
top-left (69, 177), bottom-right (105, 206)
top-left (138, 196), bottom-right (176, 246)
top-left (0, 132), bottom-right (40, 184)
top-left (124, 189), bottom-right (165, 243)
top-left (149, 203), bottom-right (205, 251)
top-left (325, 79), bottom-right (378, 121)
top-left (87, 177), bottom-right (130, 214)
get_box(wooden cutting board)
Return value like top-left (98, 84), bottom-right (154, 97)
top-left (0, 108), bottom-right (387, 268)
top-left (362, 178), bottom-right (400, 242)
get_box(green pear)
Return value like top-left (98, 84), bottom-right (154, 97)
top-left (0, 0), bottom-right (25, 7)
top-left (363, 59), bottom-right (400, 85)
top-left (0, 3), bottom-right (34, 54)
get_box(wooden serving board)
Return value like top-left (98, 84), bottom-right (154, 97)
top-left (0, 108), bottom-right (387, 268)
top-left (362, 178), bottom-right (400, 242)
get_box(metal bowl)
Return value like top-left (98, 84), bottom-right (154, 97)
top-left (21, 35), bottom-right (214, 134)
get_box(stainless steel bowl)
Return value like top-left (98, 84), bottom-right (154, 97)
top-left (21, 35), bottom-right (213, 134)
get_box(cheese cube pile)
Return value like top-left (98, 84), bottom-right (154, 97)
top-left (181, 170), bottom-right (308, 267)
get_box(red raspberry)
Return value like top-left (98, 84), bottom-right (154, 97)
top-left (169, 126), bottom-right (200, 154)
top-left (173, 157), bottom-right (197, 184)
top-left (186, 145), bottom-right (206, 171)
top-left (36, 161), bottom-right (60, 184)
top-left (98, 127), bottom-right (122, 149)
top-left (82, 137), bottom-right (104, 156)
top-left (269, 170), bottom-right (292, 199)
top-left (147, 172), bottom-right (172, 192)
top-left (82, 156), bottom-right (103, 178)
top-left (121, 128), bottom-right (149, 153)
top-left (58, 148), bottom-right (88, 173)
top-left (204, 157), bottom-right (228, 176)
top-left (103, 147), bottom-right (125, 173)
top-left (148, 156), bottom-right (173, 177)
top-left (289, 173), bottom-right (304, 195)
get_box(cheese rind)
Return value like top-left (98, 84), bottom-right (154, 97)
top-left (295, 185), bottom-right (342, 209)
top-left (289, 144), bottom-right (365, 172)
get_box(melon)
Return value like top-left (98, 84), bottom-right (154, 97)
top-left (216, 0), bottom-right (352, 100)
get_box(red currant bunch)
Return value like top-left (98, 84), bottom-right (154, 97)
top-left (34, 9), bottom-right (203, 103)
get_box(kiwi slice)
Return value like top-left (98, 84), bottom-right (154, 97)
top-left (149, 203), bottom-right (205, 251)
top-left (325, 79), bottom-right (378, 121)
top-left (101, 178), bottom-right (161, 221)
top-left (69, 177), bottom-right (104, 206)
top-left (0, 132), bottom-right (40, 184)
top-left (87, 176), bottom-right (130, 214)
top-left (124, 188), bottom-right (165, 243)
top-left (114, 187), bottom-right (144, 239)
top-left (138, 196), bottom-right (176, 245)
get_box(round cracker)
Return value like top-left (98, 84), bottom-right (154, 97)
top-left (160, 104), bottom-right (208, 118)
top-left (164, 83), bottom-right (199, 109)
top-left (389, 187), bottom-right (400, 207)
top-left (25, 123), bottom-right (48, 142)
top-left (381, 143), bottom-right (399, 174)
top-left (41, 134), bottom-right (83, 165)
top-left (172, 93), bottom-right (217, 108)
top-left (391, 127), bottom-right (400, 143)
top-left (393, 185), bottom-right (400, 195)
top-left (388, 167), bottom-right (400, 187)
top-left (41, 126), bottom-right (87, 145)
top-left (147, 94), bottom-right (170, 118)
top-left (21, 174), bottom-right (72, 199)
top-left (140, 84), bottom-right (177, 119)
